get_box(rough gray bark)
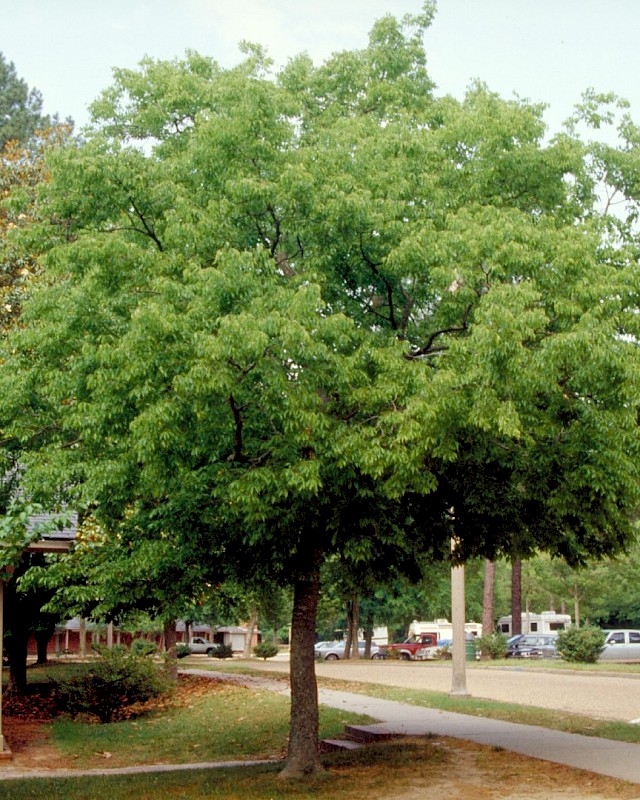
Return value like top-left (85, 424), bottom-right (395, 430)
top-left (482, 559), bottom-right (496, 638)
top-left (163, 618), bottom-right (178, 682)
top-left (243, 607), bottom-right (258, 659)
top-left (279, 567), bottom-right (322, 778)
top-left (349, 594), bottom-right (360, 659)
top-left (511, 559), bottom-right (522, 635)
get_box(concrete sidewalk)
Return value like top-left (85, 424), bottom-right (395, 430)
top-left (316, 687), bottom-right (640, 785)
top-left (184, 669), bottom-right (640, 785)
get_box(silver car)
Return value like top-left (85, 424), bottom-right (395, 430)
top-left (599, 629), bottom-right (640, 661)
top-left (314, 641), bottom-right (383, 660)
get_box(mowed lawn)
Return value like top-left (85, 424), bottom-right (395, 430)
top-left (46, 675), bottom-right (373, 769)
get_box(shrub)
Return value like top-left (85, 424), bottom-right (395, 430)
top-left (476, 633), bottom-right (508, 660)
top-left (434, 642), bottom-right (452, 660)
top-left (176, 643), bottom-right (192, 659)
top-left (253, 642), bottom-right (279, 660)
top-left (207, 643), bottom-right (233, 659)
top-left (56, 645), bottom-right (169, 722)
top-left (556, 626), bottom-right (606, 663)
top-left (130, 637), bottom-right (158, 656)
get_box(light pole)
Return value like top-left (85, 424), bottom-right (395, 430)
top-left (450, 537), bottom-right (469, 697)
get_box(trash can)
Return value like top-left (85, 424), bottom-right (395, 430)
top-left (465, 637), bottom-right (477, 662)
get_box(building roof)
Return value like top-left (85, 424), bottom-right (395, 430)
top-left (26, 510), bottom-right (77, 552)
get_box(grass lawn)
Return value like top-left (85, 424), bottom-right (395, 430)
top-left (3, 737), bottom-right (639, 800)
top-left (51, 676), bottom-right (373, 768)
top-left (3, 660), bottom-right (640, 799)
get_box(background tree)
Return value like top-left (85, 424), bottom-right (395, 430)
top-left (0, 53), bottom-right (56, 148)
top-left (482, 560), bottom-right (496, 635)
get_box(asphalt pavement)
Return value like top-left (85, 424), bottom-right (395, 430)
top-left (247, 655), bottom-right (640, 723)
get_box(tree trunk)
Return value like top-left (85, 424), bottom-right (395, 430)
top-left (349, 594), bottom-right (360, 659)
top-left (482, 559), bottom-right (495, 641)
top-left (163, 618), bottom-right (178, 682)
top-left (343, 599), bottom-right (353, 659)
top-left (279, 569), bottom-right (322, 778)
top-left (34, 629), bottom-right (51, 665)
top-left (511, 559), bottom-right (522, 635)
top-left (6, 627), bottom-right (28, 695)
top-left (243, 606), bottom-right (258, 659)
top-left (362, 606), bottom-right (374, 659)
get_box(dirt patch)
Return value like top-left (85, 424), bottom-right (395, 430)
top-left (378, 739), bottom-right (640, 800)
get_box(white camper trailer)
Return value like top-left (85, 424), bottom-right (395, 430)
top-left (497, 611), bottom-right (571, 636)
top-left (409, 618), bottom-right (483, 640)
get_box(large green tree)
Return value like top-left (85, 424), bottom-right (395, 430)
top-left (3, 4), bottom-right (640, 776)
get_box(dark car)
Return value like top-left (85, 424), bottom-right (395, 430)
top-left (507, 633), bottom-right (559, 659)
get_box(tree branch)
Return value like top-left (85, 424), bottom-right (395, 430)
top-left (408, 304), bottom-right (473, 358)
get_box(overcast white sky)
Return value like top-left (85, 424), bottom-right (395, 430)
top-left (2, 1), bottom-right (639, 139)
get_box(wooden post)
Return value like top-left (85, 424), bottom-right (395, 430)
top-left (0, 581), bottom-right (11, 757)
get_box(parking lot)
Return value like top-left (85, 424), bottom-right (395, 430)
top-left (246, 657), bottom-right (640, 723)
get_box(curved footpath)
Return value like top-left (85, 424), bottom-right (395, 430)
top-left (2, 663), bottom-right (640, 785)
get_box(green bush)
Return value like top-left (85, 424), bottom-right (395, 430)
top-left (56, 645), bottom-right (169, 722)
top-left (253, 642), bottom-right (279, 660)
top-left (476, 632), bottom-right (508, 660)
top-left (176, 643), bottom-right (192, 659)
top-left (130, 637), bottom-right (158, 656)
top-left (556, 626), bottom-right (606, 663)
top-left (207, 643), bottom-right (233, 659)
top-left (434, 642), bottom-right (452, 660)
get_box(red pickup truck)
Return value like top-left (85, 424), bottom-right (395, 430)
top-left (380, 633), bottom-right (438, 660)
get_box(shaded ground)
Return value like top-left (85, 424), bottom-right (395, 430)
top-left (2, 673), bottom-right (640, 798)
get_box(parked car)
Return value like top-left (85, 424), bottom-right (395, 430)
top-left (416, 639), bottom-right (453, 660)
top-left (379, 633), bottom-right (438, 660)
top-left (314, 641), bottom-right (383, 660)
top-left (184, 636), bottom-right (218, 656)
top-left (506, 633), bottom-right (559, 659)
top-left (599, 630), bottom-right (640, 662)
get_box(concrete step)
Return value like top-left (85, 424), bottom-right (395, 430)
top-left (319, 738), bottom-right (364, 753)
top-left (343, 724), bottom-right (402, 744)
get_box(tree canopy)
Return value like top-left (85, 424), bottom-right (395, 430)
top-left (2, 4), bottom-right (640, 776)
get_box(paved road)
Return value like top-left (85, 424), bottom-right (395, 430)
top-left (242, 657), bottom-right (640, 723)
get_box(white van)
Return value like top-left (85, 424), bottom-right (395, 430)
top-left (599, 630), bottom-right (640, 661)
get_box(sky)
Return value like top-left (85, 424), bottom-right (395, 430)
top-left (2, 0), bottom-right (639, 140)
